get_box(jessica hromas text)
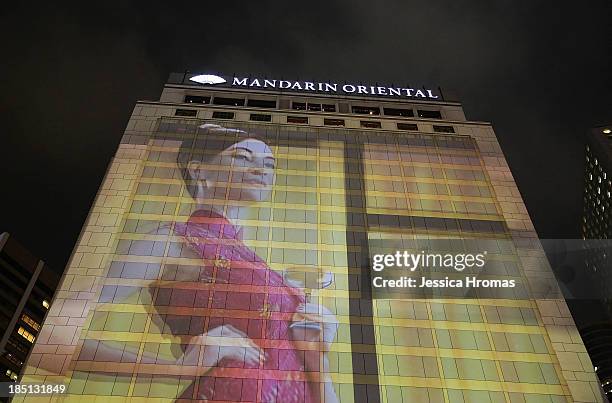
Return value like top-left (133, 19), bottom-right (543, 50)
top-left (372, 276), bottom-right (516, 288)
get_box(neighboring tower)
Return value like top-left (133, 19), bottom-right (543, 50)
top-left (582, 124), bottom-right (612, 304)
top-left (580, 124), bottom-right (612, 401)
top-left (580, 322), bottom-right (612, 400)
top-left (0, 233), bottom-right (59, 383)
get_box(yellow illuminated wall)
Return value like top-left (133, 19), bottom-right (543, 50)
top-left (18, 113), bottom-right (603, 403)
top-left (361, 135), bottom-right (573, 402)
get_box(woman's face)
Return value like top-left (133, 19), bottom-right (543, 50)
top-left (193, 138), bottom-right (276, 203)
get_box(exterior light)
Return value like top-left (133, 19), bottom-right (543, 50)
top-left (603, 128), bottom-right (611, 134)
top-left (189, 74), bottom-right (226, 85)
top-left (42, 299), bottom-right (50, 309)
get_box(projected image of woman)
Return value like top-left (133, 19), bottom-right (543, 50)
top-left (167, 124), bottom-right (338, 402)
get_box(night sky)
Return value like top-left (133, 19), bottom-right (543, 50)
top-left (1, 2), bottom-right (611, 278)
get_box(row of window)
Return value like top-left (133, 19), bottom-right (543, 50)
top-left (21, 314), bottom-right (40, 331)
top-left (75, 331), bottom-right (555, 385)
top-left (5, 369), bottom-right (18, 381)
top-left (128, 196), bottom-right (497, 218)
top-left (17, 326), bottom-right (35, 343)
top-left (63, 369), bottom-right (567, 401)
top-left (175, 109), bottom-right (455, 133)
top-left (183, 95), bottom-right (444, 119)
top-left (133, 178), bottom-right (490, 198)
top-left (4, 352), bottom-right (23, 367)
top-left (352, 105), bottom-right (442, 119)
top-left (292, 102), bottom-right (336, 112)
top-left (96, 283), bottom-right (533, 324)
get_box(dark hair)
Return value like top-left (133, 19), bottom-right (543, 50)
top-left (177, 123), bottom-right (269, 198)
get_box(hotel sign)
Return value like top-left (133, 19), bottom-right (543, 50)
top-left (188, 74), bottom-right (440, 100)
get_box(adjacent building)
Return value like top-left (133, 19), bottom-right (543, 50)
top-left (16, 73), bottom-right (604, 402)
top-left (580, 124), bottom-right (612, 401)
top-left (0, 232), bottom-right (59, 384)
top-left (579, 322), bottom-right (612, 400)
top-left (582, 125), bottom-right (612, 303)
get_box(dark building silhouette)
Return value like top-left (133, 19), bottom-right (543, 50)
top-left (583, 125), bottom-right (612, 304)
top-left (0, 232), bottom-right (59, 383)
top-left (580, 322), bottom-right (612, 400)
top-left (579, 124), bottom-right (612, 401)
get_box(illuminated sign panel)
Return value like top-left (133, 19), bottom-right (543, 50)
top-left (186, 73), bottom-right (441, 99)
top-left (189, 74), bottom-right (227, 85)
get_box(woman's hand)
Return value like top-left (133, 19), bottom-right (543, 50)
top-left (185, 325), bottom-right (265, 369)
top-left (291, 303), bottom-right (338, 350)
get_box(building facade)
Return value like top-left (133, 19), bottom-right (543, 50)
top-left (17, 74), bottom-right (603, 402)
top-left (0, 233), bottom-right (58, 385)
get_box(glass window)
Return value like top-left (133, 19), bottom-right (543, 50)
top-left (174, 109), bottom-right (197, 117)
top-left (417, 109), bottom-right (442, 118)
top-left (184, 95), bottom-right (209, 104)
top-left (249, 113), bottom-right (272, 122)
top-left (384, 107), bottom-right (413, 117)
top-left (292, 102), bottom-right (306, 110)
top-left (433, 125), bottom-right (455, 133)
top-left (360, 121), bottom-right (382, 129)
top-left (211, 111), bottom-right (235, 120)
top-left (5, 353), bottom-right (22, 367)
top-left (352, 105), bottom-right (380, 115)
top-left (21, 314), bottom-right (40, 331)
top-left (212, 97), bottom-right (244, 106)
top-left (247, 99), bottom-right (276, 108)
top-left (322, 104), bottom-right (336, 112)
top-left (307, 103), bottom-right (322, 111)
top-left (17, 326), bottom-right (35, 343)
top-left (397, 123), bottom-right (418, 131)
top-left (324, 118), bottom-right (345, 126)
top-left (287, 116), bottom-right (308, 124)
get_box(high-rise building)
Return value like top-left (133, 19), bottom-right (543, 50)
top-left (16, 73), bottom-right (604, 402)
top-left (579, 124), bottom-right (612, 401)
top-left (0, 232), bottom-right (59, 384)
top-left (583, 125), bottom-right (612, 240)
top-left (582, 125), bottom-right (612, 305)
top-left (579, 322), bottom-right (612, 399)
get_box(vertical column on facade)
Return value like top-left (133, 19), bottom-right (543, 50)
top-left (19, 144), bottom-right (148, 386)
top-left (473, 125), bottom-right (603, 403)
